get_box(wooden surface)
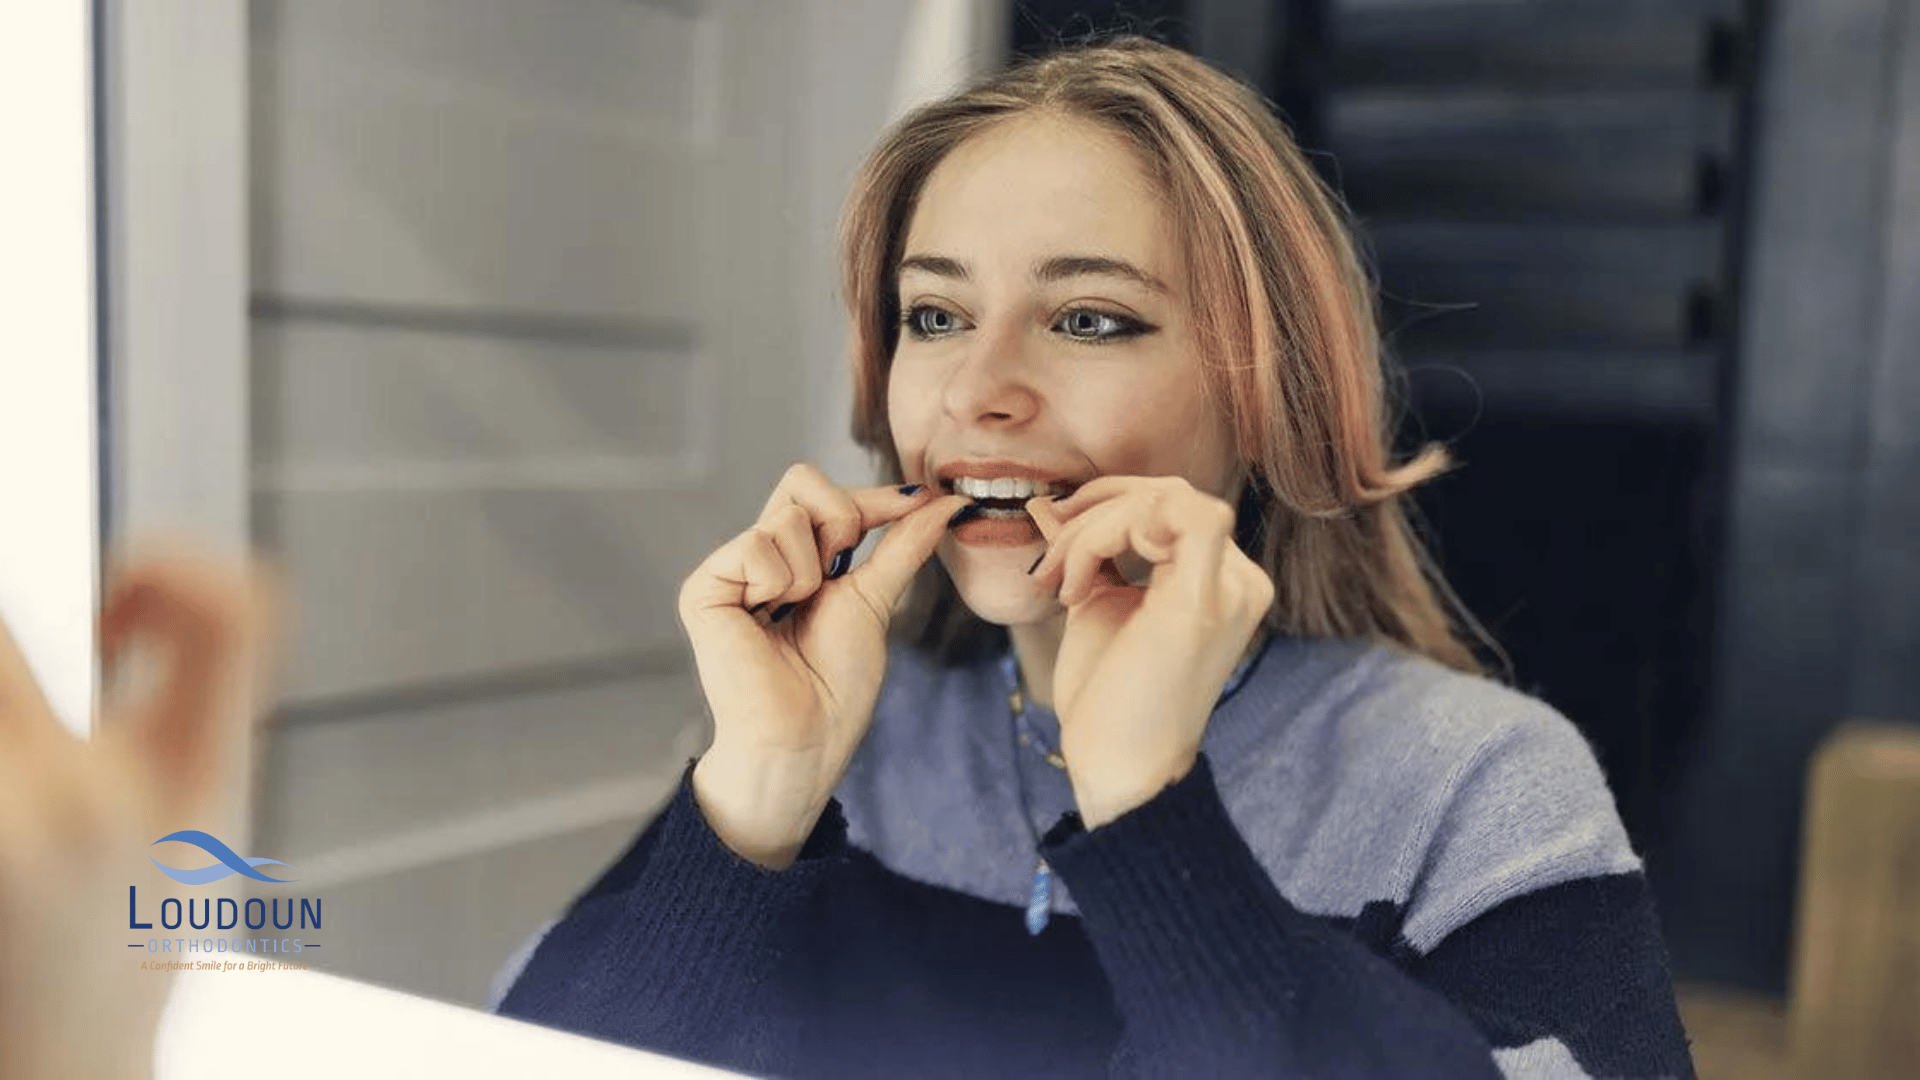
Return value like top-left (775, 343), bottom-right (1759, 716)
top-left (1785, 721), bottom-right (1920, 1078)
top-left (1675, 721), bottom-right (1920, 1080)
top-left (1677, 983), bottom-right (1790, 1080)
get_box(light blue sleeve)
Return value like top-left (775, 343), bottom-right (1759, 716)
top-left (485, 916), bottom-right (559, 1013)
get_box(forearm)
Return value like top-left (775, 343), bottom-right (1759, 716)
top-left (1047, 755), bottom-right (1503, 1079)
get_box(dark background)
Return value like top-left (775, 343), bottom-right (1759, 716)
top-left (1011, 0), bottom-right (1920, 996)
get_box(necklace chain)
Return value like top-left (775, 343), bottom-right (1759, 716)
top-left (1002, 634), bottom-right (1268, 772)
top-left (1008, 683), bottom-right (1067, 769)
top-left (1004, 667), bottom-right (1059, 936)
top-left (1001, 634), bottom-right (1270, 937)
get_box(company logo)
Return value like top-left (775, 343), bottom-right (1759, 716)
top-left (130, 832), bottom-right (324, 964)
top-left (149, 830), bottom-right (296, 885)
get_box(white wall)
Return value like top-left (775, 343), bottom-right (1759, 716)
top-left (103, 0), bottom-right (1011, 1011)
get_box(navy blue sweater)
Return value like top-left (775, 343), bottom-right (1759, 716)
top-left (496, 637), bottom-right (1696, 1078)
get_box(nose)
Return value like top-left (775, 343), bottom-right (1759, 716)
top-left (940, 321), bottom-right (1039, 428)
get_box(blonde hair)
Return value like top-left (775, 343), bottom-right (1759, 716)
top-left (839, 34), bottom-right (1493, 676)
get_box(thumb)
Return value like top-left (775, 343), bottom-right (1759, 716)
top-left (98, 544), bottom-right (282, 827)
top-left (844, 493), bottom-right (971, 617)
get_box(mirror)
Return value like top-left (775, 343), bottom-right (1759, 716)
top-left (28, 0), bottom-right (1915, 1075)
top-left (85, 0), bottom-right (1006, 1074)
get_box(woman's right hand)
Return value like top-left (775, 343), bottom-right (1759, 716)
top-left (677, 464), bottom-right (969, 869)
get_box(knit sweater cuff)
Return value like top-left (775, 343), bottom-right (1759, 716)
top-left (621, 757), bottom-right (850, 916)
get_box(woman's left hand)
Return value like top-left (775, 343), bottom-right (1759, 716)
top-left (1026, 477), bottom-right (1273, 827)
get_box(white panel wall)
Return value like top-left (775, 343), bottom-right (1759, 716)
top-left (244, 0), bottom-right (796, 1006)
top-left (254, 323), bottom-right (700, 467)
top-left (96, 0), bottom-right (1008, 1010)
top-left (250, 0), bottom-right (724, 703)
top-left (259, 674), bottom-right (704, 877)
top-left (253, 0), bottom-right (707, 319)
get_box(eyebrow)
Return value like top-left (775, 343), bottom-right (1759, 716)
top-left (896, 253), bottom-right (1170, 296)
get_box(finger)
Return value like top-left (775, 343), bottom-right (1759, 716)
top-left (759, 464), bottom-right (935, 577)
top-left (1227, 553), bottom-right (1278, 625)
top-left (758, 463), bottom-right (859, 578)
top-left (1048, 494), bottom-right (1178, 572)
top-left (1024, 494), bottom-right (1069, 585)
top-left (1029, 494), bottom-right (1141, 584)
top-left (1027, 496), bottom-right (1063, 556)
top-left (1033, 475), bottom-right (1171, 575)
top-left (832, 485), bottom-right (941, 578)
top-left (851, 484), bottom-right (941, 528)
top-left (102, 550), bottom-right (276, 755)
top-left (96, 549), bottom-right (279, 821)
top-left (1052, 504), bottom-right (1113, 607)
top-left (842, 493), bottom-right (973, 620)
top-left (1046, 474), bottom-right (1137, 516)
top-left (1054, 501), bottom-right (1152, 607)
top-left (758, 502), bottom-right (826, 608)
top-left (1029, 497), bottom-right (1136, 607)
top-left (1146, 492), bottom-right (1237, 614)
top-left (680, 527), bottom-right (794, 618)
top-left (1080, 516), bottom-right (1179, 601)
top-left (1025, 497), bottom-right (1077, 600)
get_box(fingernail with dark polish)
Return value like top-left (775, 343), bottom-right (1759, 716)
top-left (770, 603), bottom-right (796, 623)
top-left (898, 483), bottom-right (924, 496)
top-left (1027, 553), bottom-right (1044, 574)
top-left (948, 504), bottom-right (982, 527)
top-left (827, 548), bottom-right (853, 579)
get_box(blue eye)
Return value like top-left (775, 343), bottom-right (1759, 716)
top-left (897, 303), bottom-right (1152, 343)
top-left (901, 305), bottom-right (963, 339)
top-left (1056, 309), bottom-right (1148, 342)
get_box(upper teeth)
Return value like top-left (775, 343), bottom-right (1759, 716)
top-left (951, 476), bottom-right (1062, 499)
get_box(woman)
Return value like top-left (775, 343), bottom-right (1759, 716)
top-left (496, 35), bottom-right (1695, 1079)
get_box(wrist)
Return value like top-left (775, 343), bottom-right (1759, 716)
top-left (690, 745), bottom-right (834, 870)
top-left (1068, 750), bottom-right (1198, 829)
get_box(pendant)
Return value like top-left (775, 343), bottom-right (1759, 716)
top-left (1025, 858), bottom-right (1052, 936)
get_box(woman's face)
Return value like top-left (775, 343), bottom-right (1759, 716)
top-left (887, 112), bottom-right (1240, 627)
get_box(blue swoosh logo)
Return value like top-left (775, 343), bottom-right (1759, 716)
top-left (150, 830), bottom-right (296, 884)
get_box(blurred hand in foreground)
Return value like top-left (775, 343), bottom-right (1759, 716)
top-left (0, 542), bottom-right (282, 1080)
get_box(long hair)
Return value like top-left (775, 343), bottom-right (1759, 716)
top-left (838, 34), bottom-right (1495, 677)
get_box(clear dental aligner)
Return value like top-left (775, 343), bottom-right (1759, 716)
top-left (944, 476), bottom-right (1078, 518)
top-left (945, 476), bottom-right (1070, 500)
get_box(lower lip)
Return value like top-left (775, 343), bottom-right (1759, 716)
top-left (952, 509), bottom-right (1040, 546)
